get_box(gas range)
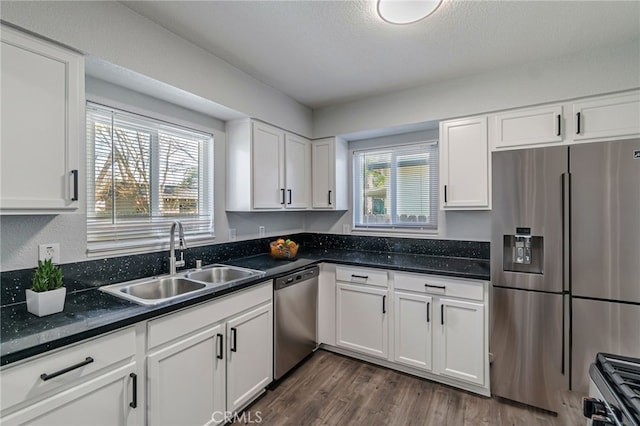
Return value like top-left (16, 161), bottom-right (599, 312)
top-left (585, 353), bottom-right (640, 426)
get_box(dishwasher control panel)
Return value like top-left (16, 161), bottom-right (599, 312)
top-left (274, 266), bottom-right (319, 290)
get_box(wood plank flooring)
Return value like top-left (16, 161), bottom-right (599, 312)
top-left (235, 350), bottom-right (586, 425)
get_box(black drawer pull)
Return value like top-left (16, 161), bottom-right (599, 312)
top-left (425, 284), bottom-right (446, 290)
top-left (382, 295), bottom-right (386, 314)
top-left (216, 333), bottom-right (224, 359)
top-left (287, 189), bottom-right (292, 205)
top-left (556, 114), bottom-right (561, 137)
top-left (427, 302), bottom-right (430, 323)
top-left (351, 274), bottom-right (369, 280)
top-left (576, 112), bottom-right (581, 134)
top-left (129, 373), bottom-right (137, 408)
top-left (328, 190), bottom-right (332, 205)
top-left (231, 328), bottom-right (237, 352)
top-left (441, 305), bottom-right (444, 325)
top-left (280, 188), bottom-right (285, 204)
top-left (40, 357), bottom-right (94, 381)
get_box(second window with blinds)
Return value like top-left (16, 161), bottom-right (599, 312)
top-left (86, 103), bottom-right (214, 255)
top-left (353, 142), bottom-right (438, 231)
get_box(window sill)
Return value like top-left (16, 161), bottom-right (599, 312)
top-left (351, 227), bottom-right (439, 239)
top-left (86, 235), bottom-right (216, 258)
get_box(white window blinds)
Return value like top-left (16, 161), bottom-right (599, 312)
top-left (353, 142), bottom-right (438, 230)
top-left (86, 103), bottom-right (214, 254)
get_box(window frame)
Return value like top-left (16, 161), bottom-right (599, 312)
top-left (352, 140), bottom-right (439, 233)
top-left (85, 100), bottom-right (215, 256)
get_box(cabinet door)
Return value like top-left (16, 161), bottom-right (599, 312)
top-left (394, 291), bottom-right (433, 371)
top-left (311, 139), bottom-right (335, 209)
top-left (226, 303), bottom-right (273, 412)
top-left (573, 91), bottom-right (640, 142)
top-left (147, 325), bottom-right (226, 426)
top-left (284, 134), bottom-right (310, 209)
top-left (493, 105), bottom-right (563, 150)
top-left (0, 26), bottom-right (82, 213)
top-left (336, 283), bottom-right (389, 358)
top-left (440, 117), bottom-right (490, 209)
top-left (437, 298), bottom-right (484, 386)
top-left (1, 363), bottom-right (139, 426)
top-left (252, 121), bottom-right (284, 209)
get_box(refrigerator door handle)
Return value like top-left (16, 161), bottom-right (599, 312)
top-left (561, 172), bottom-right (571, 377)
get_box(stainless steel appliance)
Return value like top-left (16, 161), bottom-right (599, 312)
top-left (491, 140), bottom-right (640, 412)
top-left (273, 266), bottom-right (319, 380)
top-left (584, 353), bottom-right (640, 425)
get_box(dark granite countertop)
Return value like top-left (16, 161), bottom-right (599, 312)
top-left (0, 249), bottom-right (489, 367)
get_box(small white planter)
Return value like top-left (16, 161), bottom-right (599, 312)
top-left (26, 287), bottom-right (66, 317)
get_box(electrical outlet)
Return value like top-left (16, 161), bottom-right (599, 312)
top-left (39, 243), bottom-right (60, 264)
top-left (258, 226), bottom-right (266, 237)
top-left (228, 228), bottom-right (237, 241)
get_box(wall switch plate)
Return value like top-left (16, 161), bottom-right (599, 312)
top-left (258, 226), bottom-right (266, 237)
top-left (229, 228), bottom-right (237, 241)
top-left (39, 243), bottom-right (60, 264)
top-left (343, 224), bottom-right (351, 234)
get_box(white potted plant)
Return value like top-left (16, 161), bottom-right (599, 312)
top-left (26, 259), bottom-right (66, 317)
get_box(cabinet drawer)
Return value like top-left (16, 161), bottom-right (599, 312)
top-left (335, 266), bottom-right (388, 288)
top-left (394, 272), bottom-right (484, 301)
top-left (148, 281), bottom-right (272, 350)
top-left (0, 327), bottom-right (135, 412)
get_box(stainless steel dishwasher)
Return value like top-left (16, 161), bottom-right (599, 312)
top-left (274, 265), bottom-right (319, 380)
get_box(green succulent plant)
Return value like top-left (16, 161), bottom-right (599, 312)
top-left (32, 259), bottom-right (64, 292)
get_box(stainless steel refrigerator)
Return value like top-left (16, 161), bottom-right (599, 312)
top-left (490, 139), bottom-right (640, 412)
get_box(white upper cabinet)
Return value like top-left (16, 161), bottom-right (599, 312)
top-left (492, 104), bottom-right (564, 150)
top-left (227, 119), bottom-right (310, 211)
top-left (440, 116), bottom-right (491, 210)
top-left (490, 90), bottom-right (640, 151)
top-left (0, 26), bottom-right (84, 214)
top-left (572, 91), bottom-right (640, 142)
top-left (311, 137), bottom-right (348, 210)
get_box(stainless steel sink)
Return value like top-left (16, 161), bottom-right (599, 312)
top-left (99, 264), bottom-right (266, 306)
top-left (186, 266), bottom-right (256, 284)
top-left (120, 277), bottom-right (206, 300)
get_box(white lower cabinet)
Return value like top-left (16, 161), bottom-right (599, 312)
top-left (438, 298), bottom-right (485, 386)
top-left (2, 363), bottom-right (138, 426)
top-left (145, 282), bottom-right (272, 425)
top-left (226, 303), bottom-right (273, 412)
top-left (323, 267), bottom-right (490, 396)
top-left (0, 327), bottom-right (140, 426)
top-left (393, 292), bottom-right (433, 371)
top-left (336, 282), bottom-right (389, 359)
top-left (147, 325), bottom-right (225, 426)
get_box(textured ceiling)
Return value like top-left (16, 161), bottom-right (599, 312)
top-left (120, 0), bottom-right (640, 109)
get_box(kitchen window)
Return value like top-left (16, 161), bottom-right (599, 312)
top-left (86, 103), bottom-right (214, 254)
top-left (353, 142), bottom-right (438, 231)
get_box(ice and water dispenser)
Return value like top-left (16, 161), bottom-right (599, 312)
top-left (503, 227), bottom-right (544, 274)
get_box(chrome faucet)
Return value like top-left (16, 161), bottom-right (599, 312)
top-left (169, 220), bottom-right (187, 275)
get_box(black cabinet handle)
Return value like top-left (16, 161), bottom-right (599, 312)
top-left (129, 373), bottom-right (137, 408)
top-left (444, 185), bottom-right (448, 203)
top-left (231, 327), bottom-right (237, 352)
top-left (425, 284), bottom-right (446, 290)
top-left (426, 302), bottom-right (430, 323)
top-left (328, 190), bottom-right (332, 205)
top-left (71, 169), bottom-right (78, 201)
top-left (382, 295), bottom-right (386, 314)
top-left (287, 189), bottom-right (292, 205)
top-left (351, 274), bottom-right (368, 280)
top-left (40, 357), bottom-right (94, 381)
top-left (556, 114), bottom-right (561, 137)
top-left (216, 333), bottom-right (224, 360)
top-left (576, 112), bottom-right (581, 134)
top-left (280, 188), bottom-right (285, 204)
top-left (440, 305), bottom-right (444, 325)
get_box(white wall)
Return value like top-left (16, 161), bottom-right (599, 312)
top-left (0, 0), bottom-right (313, 137)
top-left (313, 40), bottom-right (640, 138)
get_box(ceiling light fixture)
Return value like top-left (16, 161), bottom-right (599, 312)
top-left (377, 0), bottom-right (443, 25)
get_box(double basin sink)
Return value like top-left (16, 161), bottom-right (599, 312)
top-left (99, 264), bottom-right (266, 306)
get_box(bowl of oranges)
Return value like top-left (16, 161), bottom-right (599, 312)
top-left (270, 238), bottom-right (298, 260)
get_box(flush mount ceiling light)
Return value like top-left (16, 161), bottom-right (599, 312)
top-left (377, 0), bottom-right (443, 25)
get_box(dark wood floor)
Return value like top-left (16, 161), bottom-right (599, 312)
top-left (235, 350), bottom-right (586, 425)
